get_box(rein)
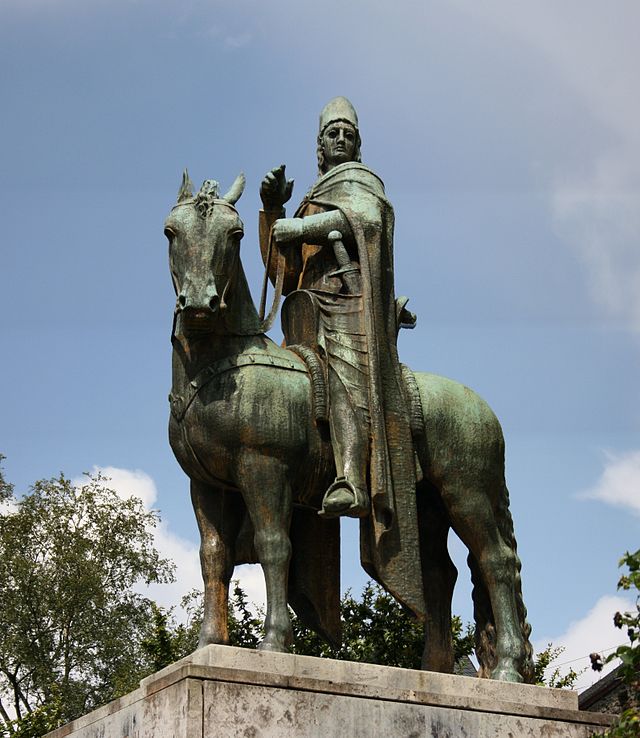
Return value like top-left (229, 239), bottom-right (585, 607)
top-left (219, 243), bottom-right (238, 312)
top-left (258, 228), bottom-right (285, 333)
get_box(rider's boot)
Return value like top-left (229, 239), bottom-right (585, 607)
top-left (319, 475), bottom-right (369, 518)
top-left (319, 391), bottom-right (369, 519)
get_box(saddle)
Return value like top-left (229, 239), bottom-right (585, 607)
top-left (281, 290), bottom-right (425, 457)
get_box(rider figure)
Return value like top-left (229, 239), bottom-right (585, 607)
top-left (259, 97), bottom-right (416, 526)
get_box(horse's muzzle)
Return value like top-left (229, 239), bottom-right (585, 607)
top-left (177, 305), bottom-right (219, 336)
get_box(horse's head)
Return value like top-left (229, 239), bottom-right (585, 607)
top-left (165, 171), bottom-right (246, 337)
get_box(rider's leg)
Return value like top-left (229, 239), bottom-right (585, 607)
top-left (320, 365), bottom-right (369, 518)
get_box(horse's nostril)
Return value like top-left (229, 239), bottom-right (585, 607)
top-left (178, 294), bottom-right (187, 307)
top-left (209, 295), bottom-right (220, 311)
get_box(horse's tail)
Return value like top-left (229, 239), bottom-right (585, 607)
top-left (498, 481), bottom-right (534, 682)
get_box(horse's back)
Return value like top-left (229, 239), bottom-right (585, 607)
top-left (413, 371), bottom-right (505, 483)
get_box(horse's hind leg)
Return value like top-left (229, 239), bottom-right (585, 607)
top-left (447, 482), bottom-right (526, 682)
top-left (417, 483), bottom-right (458, 673)
top-left (468, 550), bottom-right (496, 679)
top-left (235, 454), bottom-right (293, 653)
top-left (191, 481), bottom-right (243, 648)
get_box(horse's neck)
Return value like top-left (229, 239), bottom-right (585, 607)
top-left (171, 331), bottom-right (270, 386)
top-left (221, 261), bottom-right (263, 337)
top-left (172, 261), bottom-right (271, 384)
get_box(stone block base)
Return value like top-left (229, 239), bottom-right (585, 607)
top-left (46, 645), bottom-right (613, 737)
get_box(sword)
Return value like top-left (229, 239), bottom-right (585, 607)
top-left (328, 230), bottom-right (360, 294)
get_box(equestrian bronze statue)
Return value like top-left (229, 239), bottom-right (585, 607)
top-left (165, 97), bottom-right (534, 683)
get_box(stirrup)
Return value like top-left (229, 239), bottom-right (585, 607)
top-left (318, 476), bottom-right (369, 519)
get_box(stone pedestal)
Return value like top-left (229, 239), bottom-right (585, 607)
top-left (46, 644), bottom-right (613, 737)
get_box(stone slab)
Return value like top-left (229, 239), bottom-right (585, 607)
top-left (46, 644), bottom-right (614, 737)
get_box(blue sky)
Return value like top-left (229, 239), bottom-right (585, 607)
top-left (1, 0), bottom-right (638, 689)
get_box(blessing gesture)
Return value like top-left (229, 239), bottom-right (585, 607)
top-left (260, 164), bottom-right (294, 211)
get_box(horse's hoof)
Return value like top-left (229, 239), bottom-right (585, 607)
top-left (258, 639), bottom-right (289, 654)
top-left (198, 635), bottom-right (228, 649)
top-left (492, 666), bottom-right (523, 683)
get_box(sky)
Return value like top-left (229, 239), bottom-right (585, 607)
top-left (1, 0), bottom-right (638, 692)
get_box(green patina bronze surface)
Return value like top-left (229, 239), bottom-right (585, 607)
top-left (165, 98), bottom-right (534, 683)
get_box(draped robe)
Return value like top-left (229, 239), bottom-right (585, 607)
top-left (260, 161), bottom-right (425, 619)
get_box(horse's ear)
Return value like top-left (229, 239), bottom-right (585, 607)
top-left (222, 172), bottom-right (245, 205)
top-left (177, 169), bottom-right (194, 202)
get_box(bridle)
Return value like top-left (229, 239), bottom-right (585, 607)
top-left (170, 198), bottom-right (243, 322)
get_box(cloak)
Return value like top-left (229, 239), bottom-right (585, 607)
top-left (288, 162), bottom-right (425, 618)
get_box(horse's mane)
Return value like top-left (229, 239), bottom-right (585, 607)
top-left (194, 180), bottom-right (219, 219)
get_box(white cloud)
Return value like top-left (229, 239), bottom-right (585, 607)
top-left (452, 1), bottom-right (640, 331)
top-left (553, 158), bottom-right (640, 332)
top-left (89, 465), bottom-right (159, 509)
top-left (0, 500), bottom-right (19, 515)
top-left (534, 594), bottom-right (632, 692)
top-left (579, 450), bottom-right (640, 517)
top-left (232, 564), bottom-right (267, 612)
top-left (76, 466), bottom-right (266, 620)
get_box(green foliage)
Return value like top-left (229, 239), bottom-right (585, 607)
top-left (451, 614), bottom-right (477, 667)
top-left (140, 603), bottom-right (184, 673)
top-left (0, 456), bottom-right (13, 504)
top-left (0, 464), bottom-right (174, 734)
top-left (609, 551), bottom-right (640, 686)
top-left (290, 582), bottom-right (474, 670)
top-left (139, 585), bottom-right (266, 666)
top-left (177, 580), bottom-right (473, 670)
top-left (0, 689), bottom-right (63, 738)
top-left (290, 582), bottom-right (430, 668)
top-left (227, 584), bottom-right (264, 649)
top-left (590, 549), bottom-right (640, 738)
top-left (533, 644), bottom-right (582, 690)
top-left (166, 580), bottom-right (475, 671)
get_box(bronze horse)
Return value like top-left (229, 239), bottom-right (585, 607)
top-left (165, 172), bottom-right (534, 683)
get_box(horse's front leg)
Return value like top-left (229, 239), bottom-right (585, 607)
top-left (191, 481), bottom-right (243, 648)
top-left (236, 454), bottom-right (293, 653)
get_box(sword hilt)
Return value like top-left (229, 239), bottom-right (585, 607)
top-left (328, 230), bottom-right (359, 294)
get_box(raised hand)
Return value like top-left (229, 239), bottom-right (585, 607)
top-left (260, 164), bottom-right (294, 211)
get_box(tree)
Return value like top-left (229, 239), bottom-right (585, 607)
top-left (114, 583), bottom-right (268, 678)
top-left (0, 462), bottom-right (174, 735)
top-left (533, 644), bottom-right (581, 689)
top-left (164, 580), bottom-right (475, 671)
top-left (590, 549), bottom-right (640, 738)
top-left (0, 691), bottom-right (64, 738)
top-left (289, 582), bottom-right (475, 670)
top-left (170, 581), bottom-right (581, 687)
